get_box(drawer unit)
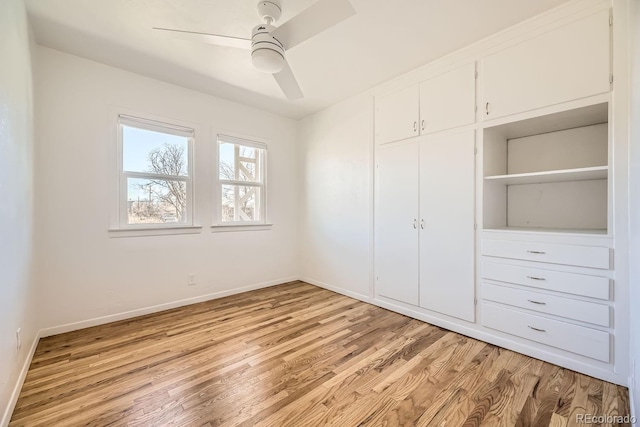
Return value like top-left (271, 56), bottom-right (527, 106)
top-left (482, 303), bottom-right (610, 362)
top-left (482, 262), bottom-right (610, 300)
top-left (482, 283), bottom-right (610, 327)
top-left (482, 239), bottom-right (610, 269)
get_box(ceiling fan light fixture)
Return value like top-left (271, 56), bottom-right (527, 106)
top-left (252, 48), bottom-right (284, 73)
top-left (251, 23), bottom-right (285, 74)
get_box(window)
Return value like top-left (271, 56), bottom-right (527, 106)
top-left (217, 135), bottom-right (267, 224)
top-left (117, 115), bottom-right (194, 228)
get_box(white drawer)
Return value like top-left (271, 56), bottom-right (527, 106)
top-left (482, 283), bottom-right (610, 327)
top-left (482, 303), bottom-right (610, 362)
top-left (482, 262), bottom-right (610, 300)
top-left (482, 239), bottom-right (610, 269)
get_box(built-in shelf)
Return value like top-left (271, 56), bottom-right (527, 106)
top-left (484, 166), bottom-right (608, 185)
top-left (483, 226), bottom-right (608, 236)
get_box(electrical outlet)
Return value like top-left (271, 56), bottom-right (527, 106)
top-left (16, 328), bottom-right (21, 351)
top-left (187, 274), bottom-right (196, 286)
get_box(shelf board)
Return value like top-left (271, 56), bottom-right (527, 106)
top-left (483, 226), bottom-right (608, 236)
top-left (484, 166), bottom-right (608, 185)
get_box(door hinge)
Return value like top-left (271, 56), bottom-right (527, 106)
top-left (609, 13), bottom-right (613, 26)
top-left (475, 71), bottom-right (478, 79)
top-left (475, 105), bottom-right (478, 112)
top-left (610, 74), bottom-right (614, 84)
top-left (474, 223), bottom-right (478, 230)
top-left (474, 297), bottom-right (478, 305)
top-left (474, 147), bottom-right (478, 155)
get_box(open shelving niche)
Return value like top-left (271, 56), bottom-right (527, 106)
top-left (482, 102), bottom-right (610, 236)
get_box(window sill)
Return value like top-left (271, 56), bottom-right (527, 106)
top-left (109, 225), bottom-right (203, 238)
top-left (210, 223), bottom-right (273, 233)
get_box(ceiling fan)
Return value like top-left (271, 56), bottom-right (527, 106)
top-left (153, 0), bottom-right (356, 100)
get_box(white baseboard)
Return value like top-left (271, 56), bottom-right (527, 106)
top-left (300, 276), bottom-right (371, 303)
top-left (1, 330), bottom-right (41, 427)
top-left (40, 276), bottom-right (299, 337)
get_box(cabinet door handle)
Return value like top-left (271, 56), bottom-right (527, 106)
top-left (413, 121), bottom-right (418, 132)
top-left (527, 250), bottom-right (546, 255)
top-left (527, 300), bottom-right (547, 305)
top-left (421, 119), bottom-right (425, 131)
top-left (420, 219), bottom-right (424, 229)
top-left (485, 102), bottom-right (490, 115)
top-left (527, 276), bottom-right (546, 281)
top-left (413, 219), bottom-right (417, 229)
top-left (528, 326), bottom-right (546, 332)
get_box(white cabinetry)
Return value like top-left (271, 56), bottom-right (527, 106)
top-left (481, 101), bottom-right (614, 365)
top-left (375, 86), bottom-right (420, 145)
top-left (372, 1), bottom-right (624, 384)
top-left (375, 131), bottom-right (475, 320)
top-left (375, 142), bottom-right (419, 305)
top-left (419, 64), bottom-right (476, 135)
top-left (481, 235), bottom-right (613, 363)
top-left (482, 10), bottom-right (610, 119)
top-left (419, 131), bottom-right (475, 321)
top-left (482, 103), bottom-right (609, 235)
top-left (375, 63), bottom-right (476, 144)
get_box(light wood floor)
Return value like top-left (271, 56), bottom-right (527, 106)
top-left (11, 281), bottom-right (630, 426)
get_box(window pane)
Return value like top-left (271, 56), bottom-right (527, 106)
top-left (219, 142), bottom-right (235, 180)
top-left (123, 125), bottom-right (189, 176)
top-left (221, 184), bottom-right (261, 222)
top-left (127, 177), bottom-right (186, 224)
top-left (219, 142), bottom-right (262, 183)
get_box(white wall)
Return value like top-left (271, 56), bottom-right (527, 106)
top-left (34, 47), bottom-right (300, 332)
top-left (628, 0), bottom-right (640, 415)
top-left (298, 94), bottom-right (374, 299)
top-left (0, 0), bottom-right (38, 420)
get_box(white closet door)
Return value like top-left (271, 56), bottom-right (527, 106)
top-left (419, 130), bottom-right (475, 321)
top-left (375, 141), bottom-right (419, 305)
top-left (375, 85), bottom-right (420, 145)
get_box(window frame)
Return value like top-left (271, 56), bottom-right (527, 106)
top-left (115, 114), bottom-right (196, 230)
top-left (214, 134), bottom-right (268, 227)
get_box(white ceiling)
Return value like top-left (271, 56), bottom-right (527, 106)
top-left (26, 0), bottom-right (571, 119)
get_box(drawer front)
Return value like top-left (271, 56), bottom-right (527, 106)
top-left (482, 239), bottom-right (610, 269)
top-left (482, 262), bottom-right (610, 300)
top-left (482, 303), bottom-right (610, 362)
top-left (482, 283), bottom-right (610, 327)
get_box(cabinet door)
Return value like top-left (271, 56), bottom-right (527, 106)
top-left (419, 130), bottom-right (475, 321)
top-left (483, 10), bottom-right (610, 119)
top-left (376, 142), bottom-right (419, 305)
top-left (375, 85), bottom-right (420, 145)
top-left (419, 63), bottom-right (476, 134)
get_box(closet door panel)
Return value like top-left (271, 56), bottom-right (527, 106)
top-left (419, 130), bottom-right (476, 321)
top-left (376, 142), bottom-right (420, 305)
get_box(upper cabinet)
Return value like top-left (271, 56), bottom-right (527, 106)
top-left (375, 86), bottom-right (420, 144)
top-left (375, 63), bottom-right (476, 145)
top-left (419, 63), bottom-right (476, 135)
top-left (482, 10), bottom-right (610, 120)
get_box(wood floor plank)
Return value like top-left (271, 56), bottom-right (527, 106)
top-left (9, 281), bottom-right (631, 426)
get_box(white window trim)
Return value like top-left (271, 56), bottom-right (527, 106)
top-left (110, 113), bottom-right (197, 236)
top-left (213, 133), bottom-right (270, 229)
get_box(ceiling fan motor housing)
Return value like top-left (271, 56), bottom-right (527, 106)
top-left (257, 1), bottom-right (282, 24)
top-left (251, 24), bottom-right (285, 74)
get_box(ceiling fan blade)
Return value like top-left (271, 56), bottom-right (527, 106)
top-left (271, 0), bottom-right (355, 50)
top-left (153, 27), bottom-right (252, 50)
top-left (274, 60), bottom-right (303, 100)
